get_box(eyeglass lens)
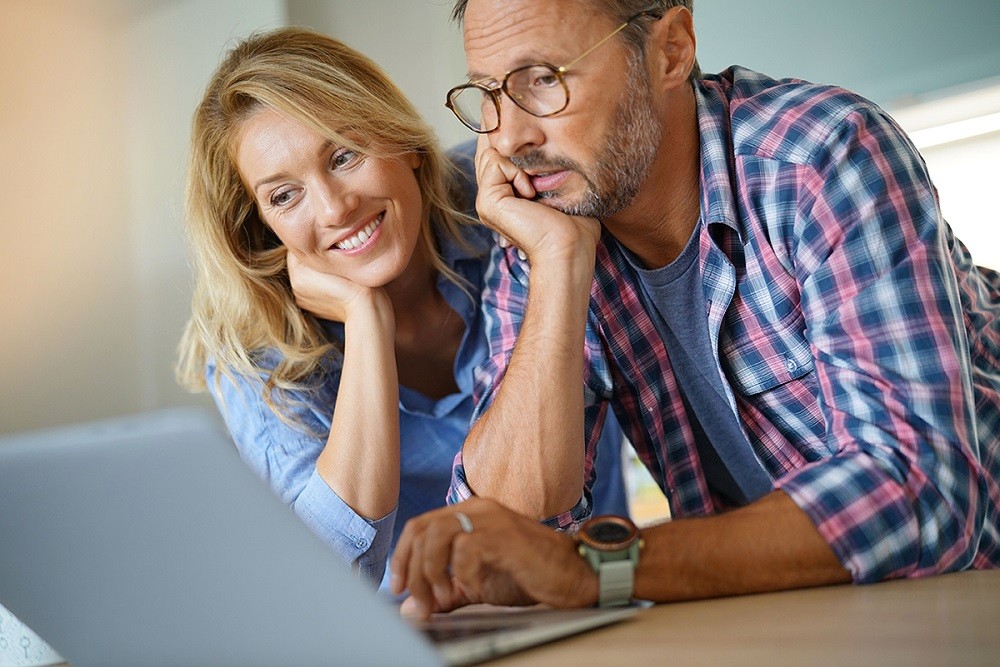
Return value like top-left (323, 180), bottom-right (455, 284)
top-left (450, 64), bottom-right (568, 132)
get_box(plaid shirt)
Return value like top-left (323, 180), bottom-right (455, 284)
top-left (452, 67), bottom-right (1000, 584)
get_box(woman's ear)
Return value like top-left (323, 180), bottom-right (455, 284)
top-left (647, 6), bottom-right (697, 91)
top-left (407, 152), bottom-right (421, 169)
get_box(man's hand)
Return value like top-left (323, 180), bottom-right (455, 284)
top-left (389, 498), bottom-right (598, 619)
top-left (474, 135), bottom-right (600, 268)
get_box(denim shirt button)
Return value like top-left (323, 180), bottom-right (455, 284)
top-left (356, 538), bottom-right (369, 550)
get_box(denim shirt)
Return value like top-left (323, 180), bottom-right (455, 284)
top-left (206, 221), bottom-right (486, 590)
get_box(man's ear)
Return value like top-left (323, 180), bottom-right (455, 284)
top-left (647, 6), bottom-right (697, 92)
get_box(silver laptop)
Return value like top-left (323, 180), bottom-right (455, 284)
top-left (0, 408), bottom-right (638, 666)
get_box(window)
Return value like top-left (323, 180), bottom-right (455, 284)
top-left (892, 80), bottom-right (1000, 271)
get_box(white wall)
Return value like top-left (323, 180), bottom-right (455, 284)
top-left (287, 0), bottom-right (469, 148)
top-left (1, 2), bottom-right (137, 434)
top-left (0, 0), bottom-right (285, 435)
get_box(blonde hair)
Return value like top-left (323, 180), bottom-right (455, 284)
top-left (176, 27), bottom-right (473, 420)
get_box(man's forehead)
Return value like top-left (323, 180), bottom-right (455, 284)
top-left (462, 0), bottom-right (610, 78)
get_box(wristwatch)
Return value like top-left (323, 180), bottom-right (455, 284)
top-left (575, 515), bottom-right (644, 607)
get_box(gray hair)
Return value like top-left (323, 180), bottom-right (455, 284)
top-left (451, 0), bottom-right (701, 80)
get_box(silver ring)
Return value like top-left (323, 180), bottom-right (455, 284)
top-left (454, 511), bottom-right (474, 534)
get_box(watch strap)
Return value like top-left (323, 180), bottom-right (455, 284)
top-left (597, 559), bottom-right (635, 607)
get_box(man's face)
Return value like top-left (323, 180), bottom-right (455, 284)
top-left (463, 0), bottom-right (662, 219)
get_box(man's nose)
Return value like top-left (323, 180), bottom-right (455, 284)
top-left (490, 95), bottom-right (545, 157)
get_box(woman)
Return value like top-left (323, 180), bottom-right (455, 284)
top-left (176, 27), bottom-right (628, 590)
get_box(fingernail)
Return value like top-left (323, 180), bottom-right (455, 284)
top-left (517, 248), bottom-right (527, 261)
top-left (498, 236), bottom-right (509, 248)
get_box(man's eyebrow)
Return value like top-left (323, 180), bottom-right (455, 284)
top-left (466, 70), bottom-right (494, 85)
top-left (466, 54), bottom-right (559, 85)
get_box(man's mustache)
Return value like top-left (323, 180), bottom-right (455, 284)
top-left (509, 150), bottom-right (582, 175)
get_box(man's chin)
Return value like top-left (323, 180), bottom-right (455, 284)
top-left (534, 191), bottom-right (578, 214)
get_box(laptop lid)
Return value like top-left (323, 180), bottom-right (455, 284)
top-left (0, 408), bottom-right (642, 667)
top-left (0, 407), bottom-right (442, 667)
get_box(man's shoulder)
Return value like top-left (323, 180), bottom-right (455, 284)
top-left (704, 66), bottom-right (885, 165)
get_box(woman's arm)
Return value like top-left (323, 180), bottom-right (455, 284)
top-left (288, 252), bottom-right (401, 521)
top-left (206, 253), bottom-right (404, 585)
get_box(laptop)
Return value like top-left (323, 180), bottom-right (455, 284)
top-left (0, 408), bottom-right (639, 666)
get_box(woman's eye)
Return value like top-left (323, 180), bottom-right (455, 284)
top-left (270, 189), bottom-right (296, 207)
top-left (331, 148), bottom-right (360, 169)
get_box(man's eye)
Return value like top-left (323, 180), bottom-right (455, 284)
top-left (531, 73), bottom-right (559, 88)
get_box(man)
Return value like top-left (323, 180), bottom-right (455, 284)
top-left (390, 0), bottom-right (1000, 614)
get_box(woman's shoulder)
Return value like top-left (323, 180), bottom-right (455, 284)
top-left (206, 337), bottom-right (344, 399)
top-left (206, 345), bottom-right (343, 438)
top-left (434, 220), bottom-right (492, 275)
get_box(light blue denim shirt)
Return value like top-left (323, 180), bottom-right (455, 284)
top-left (206, 143), bottom-right (629, 591)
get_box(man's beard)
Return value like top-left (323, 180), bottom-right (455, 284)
top-left (510, 54), bottom-right (661, 219)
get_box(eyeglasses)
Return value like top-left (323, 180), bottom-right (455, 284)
top-left (445, 11), bottom-right (655, 134)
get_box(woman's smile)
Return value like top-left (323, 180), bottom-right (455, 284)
top-left (331, 211), bottom-right (385, 253)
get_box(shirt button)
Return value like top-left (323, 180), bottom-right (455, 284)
top-left (785, 358), bottom-right (797, 372)
top-left (356, 538), bottom-right (369, 549)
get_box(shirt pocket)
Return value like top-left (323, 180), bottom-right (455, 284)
top-left (722, 313), bottom-right (830, 466)
top-left (724, 312), bottom-right (815, 396)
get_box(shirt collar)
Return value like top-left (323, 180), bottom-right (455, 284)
top-left (694, 74), bottom-right (745, 243)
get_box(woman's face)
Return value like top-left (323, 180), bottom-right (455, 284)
top-left (235, 106), bottom-right (424, 288)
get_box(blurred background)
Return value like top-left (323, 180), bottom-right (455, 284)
top-left (1, 2), bottom-right (999, 664)
top-left (2, 0), bottom-right (998, 437)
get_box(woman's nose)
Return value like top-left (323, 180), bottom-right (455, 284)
top-left (314, 181), bottom-right (360, 228)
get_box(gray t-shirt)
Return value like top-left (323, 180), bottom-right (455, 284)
top-left (615, 223), bottom-right (772, 506)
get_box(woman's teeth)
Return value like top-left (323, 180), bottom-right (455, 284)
top-left (335, 214), bottom-right (383, 250)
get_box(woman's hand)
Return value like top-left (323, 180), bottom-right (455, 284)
top-left (287, 251), bottom-right (390, 324)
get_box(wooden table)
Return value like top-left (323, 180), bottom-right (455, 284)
top-left (489, 569), bottom-right (1000, 666)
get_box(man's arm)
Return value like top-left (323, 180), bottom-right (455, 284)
top-left (771, 100), bottom-right (986, 582)
top-left (456, 139), bottom-right (602, 519)
top-left (390, 492), bottom-right (849, 616)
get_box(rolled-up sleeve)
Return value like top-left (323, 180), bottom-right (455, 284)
top-left (777, 105), bottom-right (985, 582)
top-left (206, 358), bottom-right (397, 585)
top-left (294, 469), bottom-right (396, 584)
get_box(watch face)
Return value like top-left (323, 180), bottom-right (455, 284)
top-left (588, 521), bottom-right (632, 544)
top-left (581, 516), bottom-right (638, 550)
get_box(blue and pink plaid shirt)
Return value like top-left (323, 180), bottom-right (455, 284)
top-left (451, 67), bottom-right (1000, 584)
